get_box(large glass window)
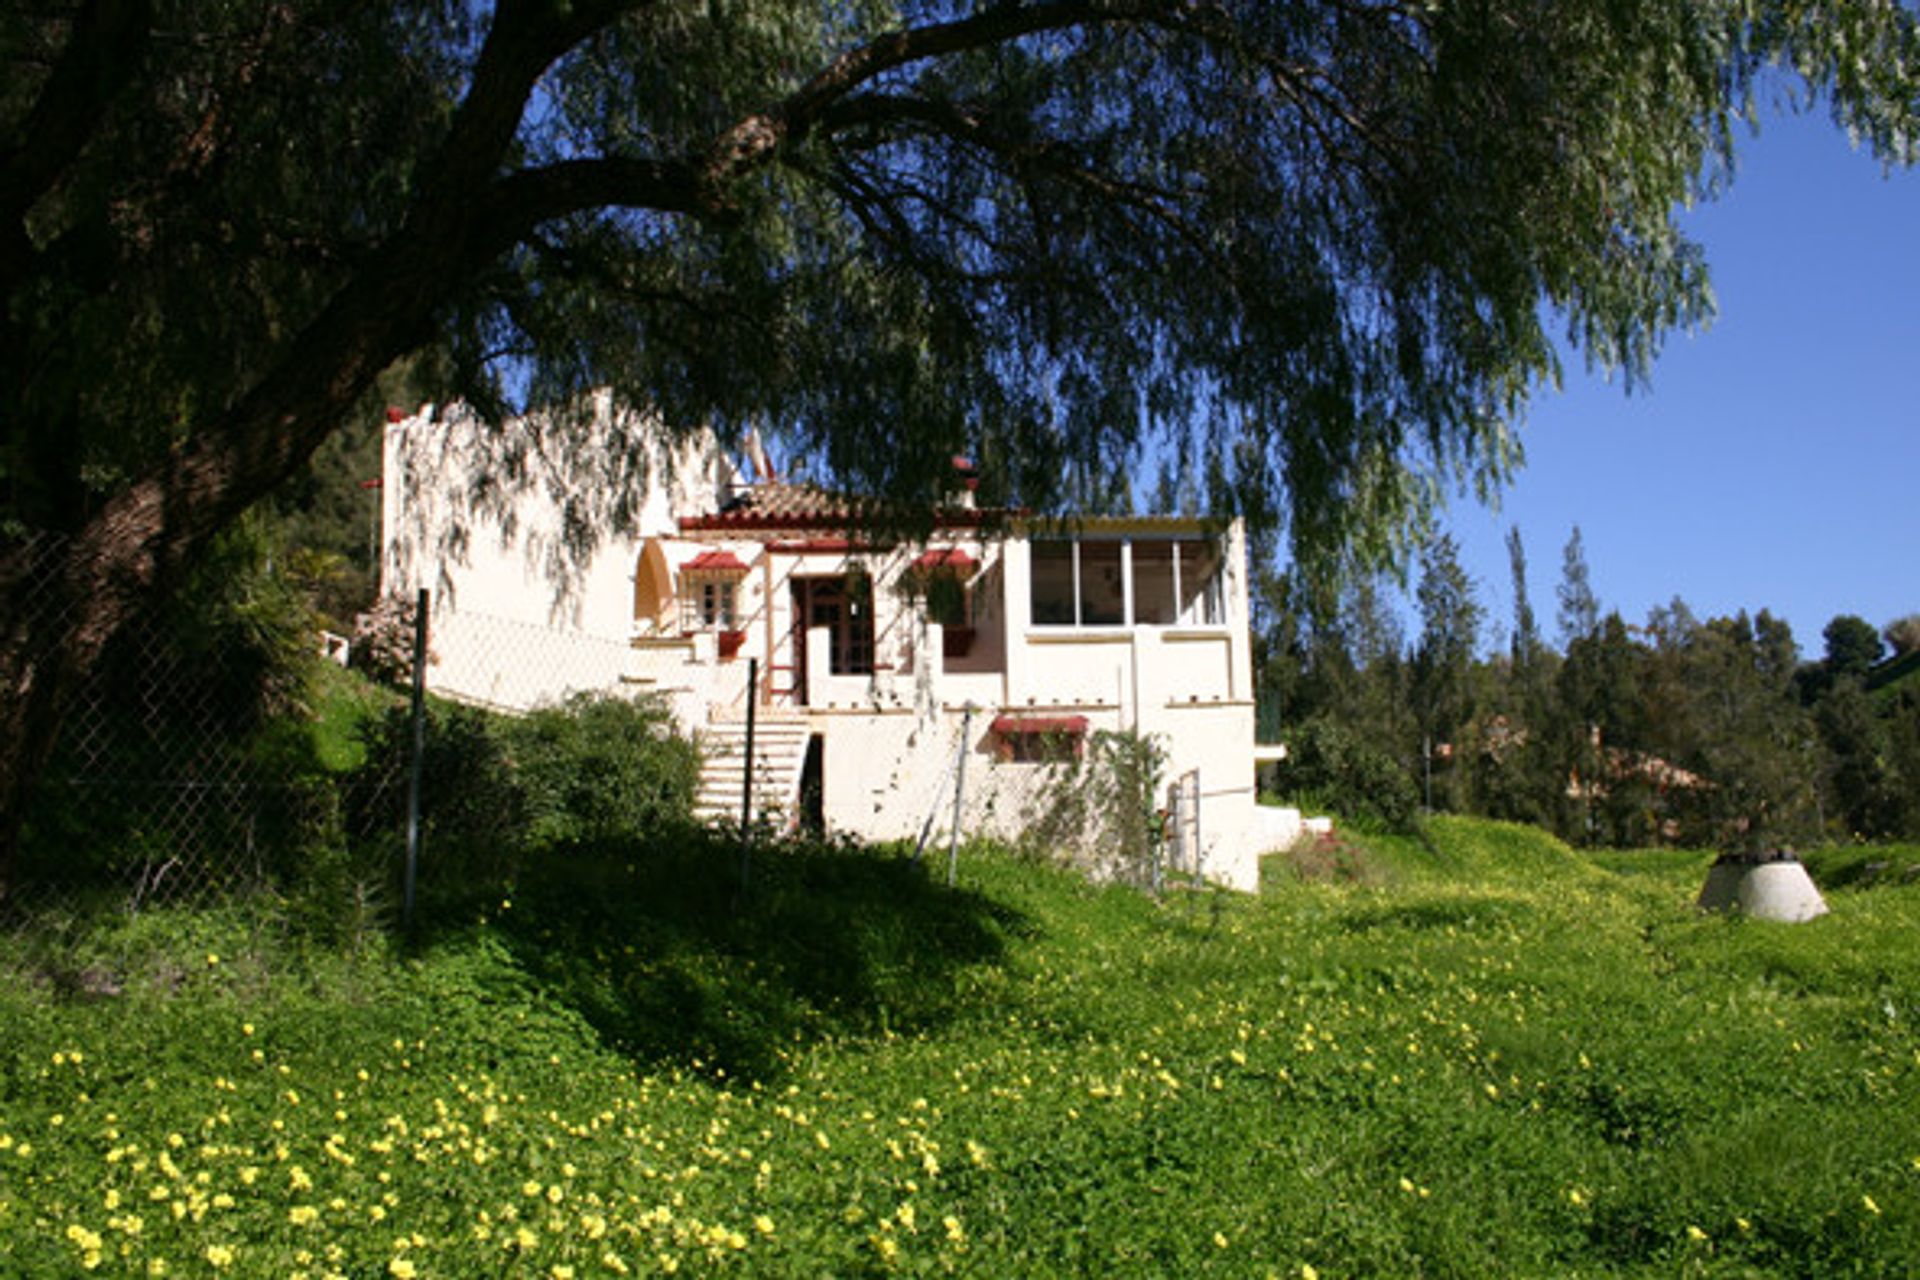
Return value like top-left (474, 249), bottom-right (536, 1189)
top-left (1030, 541), bottom-right (1077, 625)
top-left (1180, 539), bottom-right (1224, 626)
top-left (1131, 541), bottom-right (1177, 625)
top-left (1030, 535), bottom-right (1225, 627)
top-left (1078, 541), bottom-right (1124, 625)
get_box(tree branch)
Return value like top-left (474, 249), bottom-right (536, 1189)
top-left (697, 0), bottom-right (1161, 200)
top-left (474, 155), bottom-right (706, 249)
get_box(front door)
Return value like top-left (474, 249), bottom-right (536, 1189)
top-left (789, 576), bottom-right (874, 705)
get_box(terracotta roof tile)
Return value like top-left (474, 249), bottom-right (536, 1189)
top-left (680, 482), bottom-right (865, 531)
top-left (680, 481), bottom-right (997, 533)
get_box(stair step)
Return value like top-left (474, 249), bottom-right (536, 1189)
top-left (692, 719), bottom-right (810, 831)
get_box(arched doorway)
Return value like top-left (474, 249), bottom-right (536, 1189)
top-left (633, 538), bottom-right (674, 632)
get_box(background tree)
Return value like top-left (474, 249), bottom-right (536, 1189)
top-left (1815, 678), bottom-right (1900, 839)
top-left (1507, 526), bottom-right (1543, 673)
top-left (1555, 612), bottom-right (1646, 845)
top-left (1557, 526), bottom-right (1601, 650)
top-left (1411, 530), bottom-right (1482, 810)
top-left (6, 1), bottom-right (1920, 883)
top-left (1884, 614), bottom-right (1920, 659)
top-left (1823, 614), bottom-right (1886, 681)
top-left (1474, 525), bottom-right (1559, 825)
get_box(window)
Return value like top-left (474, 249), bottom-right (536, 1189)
top-left (1030, 535), bottom-right (1225, 627)
top-left (682, 579), bottom-right (738, 630)
top-left (1131, 541), bottom-right (1177, 625)
top-left (1180, 540), bottom-right (1224, 626)
top-left (1078, 541), bottom-right (1124, 625)
top-left (1030, 541), bottom-right (1076, 625)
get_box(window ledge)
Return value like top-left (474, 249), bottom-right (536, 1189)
top-left (1025, 627), bottom-right (1133, 643)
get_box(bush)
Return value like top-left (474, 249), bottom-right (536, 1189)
top-left (344, 690), bottom-right (697, 918)
top-left (1277, 716), bottom-right (1419, 830)
top-left (1017, 729), bottom-right (1169, 888)
top-left (505, 692), bottom-right (698, 850)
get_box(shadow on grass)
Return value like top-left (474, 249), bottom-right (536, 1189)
top-left (417, 826), bottom-right (1025, 1082)
top-left (1336, 894), bottom-right (1531, 935)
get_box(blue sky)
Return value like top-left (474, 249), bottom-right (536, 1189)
top-left (1432, 104), bottom-right (1919, 662)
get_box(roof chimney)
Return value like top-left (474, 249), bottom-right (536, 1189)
top-left (950, 455), bottom-right (979, 508)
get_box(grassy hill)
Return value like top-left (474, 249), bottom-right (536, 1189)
top-left (3, 821), bottom-right (1917, 1276)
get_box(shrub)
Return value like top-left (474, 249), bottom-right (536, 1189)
top-left (1017, 728), bottom-right (1169, 888)
top-left (345, 697), bottom-right (521, 911)
top-left (344, 690), bottom-right (697, 918)
top-left (1277, 716), bottom-right (1419, 829)
top-left (349, 594), bottom-right (427, 685)
top-left (504, 692), bottom-right (698, 850)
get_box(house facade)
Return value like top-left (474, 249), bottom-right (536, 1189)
top-left (380, 399), bottom-right (1283, 890)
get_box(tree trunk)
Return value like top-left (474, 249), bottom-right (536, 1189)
top-left (0, 525), bottom-right (155, 898)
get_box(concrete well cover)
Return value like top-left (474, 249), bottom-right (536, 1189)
top-left (1696, 853), bottom-right (1829, 923)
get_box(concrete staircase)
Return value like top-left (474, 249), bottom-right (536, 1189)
top-left (693, 717), bottom-right (809, 828)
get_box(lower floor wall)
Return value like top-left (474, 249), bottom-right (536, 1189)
top-left (805, 703), bottom-right (1267, 892)
top-left (411, 606), bottom-right (1272, 891)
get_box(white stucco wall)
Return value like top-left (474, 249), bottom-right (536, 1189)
top-left (380, 399), bottom-right (1278, 888)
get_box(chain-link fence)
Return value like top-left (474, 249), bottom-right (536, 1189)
top-left (6, 554), bottom-right (409, 923)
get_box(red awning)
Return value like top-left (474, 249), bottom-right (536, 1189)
top-left (683, 549), bottom-right (748, 574)
top-left (990, 714), bottom-right (1089, 737)
top-left (912, 548), bottom-right (977, 574)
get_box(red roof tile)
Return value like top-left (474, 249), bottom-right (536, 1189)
top-left (679, 482), bottom-right (1000, 533)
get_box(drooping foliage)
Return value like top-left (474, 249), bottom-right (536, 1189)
top-left (5, 0), bottom-right (1920, 879)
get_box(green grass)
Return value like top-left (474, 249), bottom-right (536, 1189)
top-left (302, 662), bottom-right (405, 773)
top-left (3, 821), bottom-right (1917, 1277)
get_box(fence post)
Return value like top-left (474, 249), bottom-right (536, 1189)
top-left (1191, 767), bottom-right (1204, 889)
top-left (945, 704), bottom-right (973, 887)
top-left (402, 588), bottom-right (429, 933)
top-left (739, 656), bottom-right (757, 890)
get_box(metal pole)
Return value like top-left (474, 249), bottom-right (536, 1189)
top-left (946, 705), bottom-right (973, 886)
top-left (739, 657), bottom-right (758, 888)
top-left (1191, 767), bottom-right (1204, 888)
top-left (913, 737), bottom-right (959, 863)
top-left (403, 588), bottom-right (429, 932)
top-left (1424, 733), bottom-right (1433, 813)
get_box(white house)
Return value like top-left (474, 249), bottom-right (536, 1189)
top-left (379, 397), bottom-right (1292, 890)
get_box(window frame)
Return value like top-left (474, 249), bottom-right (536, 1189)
top-left (1029, 534), bottom-right (1224, 629)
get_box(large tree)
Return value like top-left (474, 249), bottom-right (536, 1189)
top-left (4, 0), bottom-right (1918, 885)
